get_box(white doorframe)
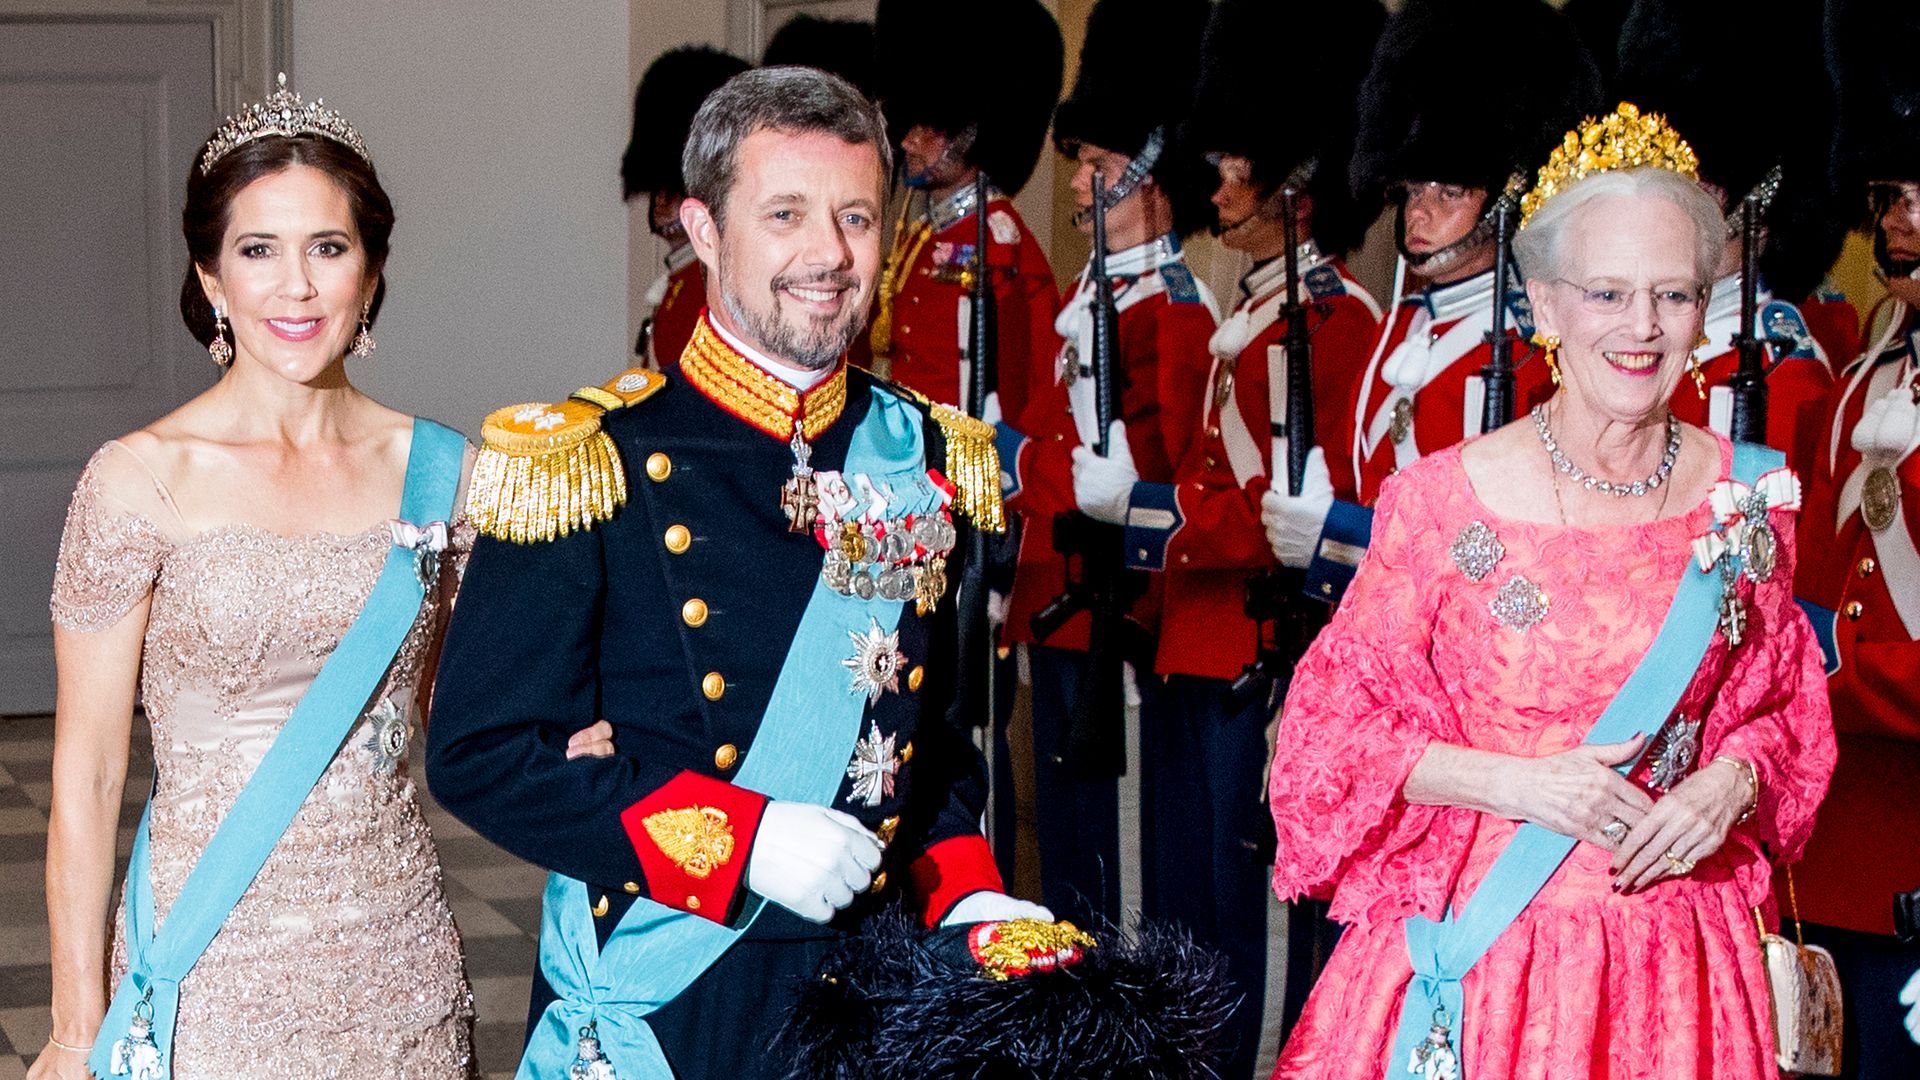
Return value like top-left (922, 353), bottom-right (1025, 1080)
top-left (0, 0), bottom-right (284, 109)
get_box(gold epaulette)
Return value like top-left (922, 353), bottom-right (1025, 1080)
top-left (467, 368), bottom-right (666, 543)
top-left (928, 402), bottom-right (1006, 534)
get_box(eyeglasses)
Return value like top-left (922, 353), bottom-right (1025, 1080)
top-left (1550, 278), bottom-right (1706, 317)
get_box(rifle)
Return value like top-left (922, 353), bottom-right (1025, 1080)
top-left (1030, 172), bottom-right (1140, 779)
top-left (1478, 196), bottom-right (1518, 431)
top-left (1728, 190), bottom-right (1770, 443)
top-left (953, 170), bottom-right (1000, 732)
top-left (1229, 186), bottom-right (1330, 708)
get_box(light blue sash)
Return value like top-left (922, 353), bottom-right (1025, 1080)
top-left (92, 418), bottom-right (464, 1080)
top-left (1388, 442), bottom-right (1783, 1075)
top-left (518, 386), bottom-right (938, 1080)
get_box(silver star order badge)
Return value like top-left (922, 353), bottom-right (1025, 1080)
top-left (1647, 714), bottom-right (1702, 791)
top-left (845, 719), bottom-right (900, 807)
top-left (842, 617), bottom-right (907, 704)
top-left (364, 696), bottom-right (410, 774)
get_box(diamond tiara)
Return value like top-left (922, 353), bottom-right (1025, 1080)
top-left (199, 72), bottom-right (370, 175)
top-left (1519, 102), bottom-right (1699, 227)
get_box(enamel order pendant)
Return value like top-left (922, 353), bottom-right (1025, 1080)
top-left (109, 1000), bottom-right (164, 1080)
top-left (845, 719), bottom-right (900, 807)
top-left (568, 1021), bottom-right (620, 1080)
top-left (781, 421), bottom-right (818, 533)
top-left (1406, 1007), bottom-right (1460, 1080)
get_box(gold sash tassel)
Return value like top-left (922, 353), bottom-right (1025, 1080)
top-left (468, 368), bottom-right (666, 543)
top-left (930, 402), bottom-right (1006, 533)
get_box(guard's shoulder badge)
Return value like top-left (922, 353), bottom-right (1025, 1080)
top-left (1506, 291), bottom-right (1537, 339)
top-left (468, 367), bottom-right (667, 543)
top-left (1760, 300), bottom-right (1818, 360)
top-left (1304, 265), bottom-right (1347, 301)
top-left (927, 401), bottom-right (1006, 534)
top-left (1158, 262), bottom-right (1202, 305)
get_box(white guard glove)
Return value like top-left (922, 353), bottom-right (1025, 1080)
top-left (1901, 966), bottom-right (1920, 1046)
top-left (940, 890), bottom-right (1055, 927)
top-left (981, 390), bottom-right (1004, 428)
top-left (746, 801), bottom-right (883, 923)
top-left (1259, 446), bottom-right (1335, 569)
top-left (1071, 420), bottom-right (1138, 525)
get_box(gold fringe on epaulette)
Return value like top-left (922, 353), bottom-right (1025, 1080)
top-left (930, 403), bottom-right (1005, 533)
top-left (467, 409), bottom-right (628, 544)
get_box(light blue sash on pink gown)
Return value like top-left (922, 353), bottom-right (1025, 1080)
top-left (92, 418), bottom-right (464, 1080)
top-left (1388, 442), bottom-right (1783, 1076)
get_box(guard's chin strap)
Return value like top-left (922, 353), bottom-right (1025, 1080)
top-left (1397, 173), bottom-right (1525, 275)
top-left (1072, 127), bottom-right (1165, 228)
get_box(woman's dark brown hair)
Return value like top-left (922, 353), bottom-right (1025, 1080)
top-left (178, 135), bottom-right (395, 346)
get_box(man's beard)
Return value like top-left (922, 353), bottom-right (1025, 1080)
top-left (718, 255), bottom-right (863, 371)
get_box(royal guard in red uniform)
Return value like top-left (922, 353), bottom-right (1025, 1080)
top-left (864, 0), bottom-right (1063, 412)
top-left (624, 46), bottom-right (750, 369)
top-left (1614, 0), bottom-right (1844, 478)
top-left (994, 0), bottom-right (1217, 944)
top-left (1789, 9), bottom-right (1920, 1070)
top-left (1259, 0), bottom-right (1598, 609)
top-left (1079, 1), bottom-right (1383, 1071)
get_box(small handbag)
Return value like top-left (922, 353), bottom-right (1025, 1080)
top-left (1755, 868), bottom-right (1844, 1076)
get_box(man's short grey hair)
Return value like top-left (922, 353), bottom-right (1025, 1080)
top-left (682, 66), bottom-right (892, 228)
top-left (1514, 167), bottom-right (1726, 287)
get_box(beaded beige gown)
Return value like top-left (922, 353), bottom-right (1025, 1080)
top-left (49, 441), bottom-right (475, 1078)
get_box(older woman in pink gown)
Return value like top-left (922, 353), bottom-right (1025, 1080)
top-left (1267, 108), bottom-right (1836, 1079)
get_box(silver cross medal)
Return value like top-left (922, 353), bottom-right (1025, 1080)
top-left (780, 420), bottom-right (818, 533)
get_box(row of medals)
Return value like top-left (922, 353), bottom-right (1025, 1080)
top-left (821, 513), bottom-right (958, 612)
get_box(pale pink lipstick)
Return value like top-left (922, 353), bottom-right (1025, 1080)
top-left (265, 316), bottom-right (325, 342)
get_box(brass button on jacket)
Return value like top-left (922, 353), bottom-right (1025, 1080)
top-left (906, 665), bottom-right (925, 692)
top-left (646, 452), bottom-right (672, 481)
top-left (1858, 557), bottom-right (1877, 578)
top-left (1844, 600), bottom-right (1865, 620)
top-left (664, 524), bottom-right (691, 553)
top-left (623, 881), bottom-right (641, 895)
top-left (714, 743), bottom-right (739, 770)
top-left (682, 598), bottom-right (709, 627)
top-left (702, 672), bottom-right (726, 700)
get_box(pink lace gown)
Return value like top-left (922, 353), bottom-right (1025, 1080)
top-left (1268, 438), bottom-right (1835, 1079)
top-left (48, 442), bottom-right (476, 1078)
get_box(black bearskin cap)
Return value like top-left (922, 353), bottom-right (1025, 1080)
top-left (763, 15), bottom-right (879, 101)
top-left (1615, 0), bottom-right (1845, 299)
top-left (872, 0), bottom-right (1064, 195)
top-left (1560, 0), bottom-right (1632, 94)
top-left (1185, 0), bottom-right (1385, 255)
top-left (776, 914), bottom-right (1234, 1079)
top-left (1350, 0), bottom-right (1602, 200)
top-left (1827, 0), bottom-right (1920, 190)
top-left (1053, 0), bottom-right (1215, 238)
top-left (622, 46), bottom-right (752, 200)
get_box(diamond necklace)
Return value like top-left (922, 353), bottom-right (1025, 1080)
top-left (1532, 403), bottom-right (1680, 498)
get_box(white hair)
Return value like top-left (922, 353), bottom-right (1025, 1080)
top-left (1514, 167), bottom-right (1725, 286)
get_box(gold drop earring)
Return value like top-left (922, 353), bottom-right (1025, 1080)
top-left (1532, 331), bottom-right (1562, 386)
top-left (1688, 333), bottom-right (1709, 400)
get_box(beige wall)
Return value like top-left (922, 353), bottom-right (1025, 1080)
top-left (293, 0), bottom-right (630, 437)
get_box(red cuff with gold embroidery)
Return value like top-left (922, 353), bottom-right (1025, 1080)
top-left (620, 770), bottom-right (767, 923)
top-left (908, 834), bottom-right (1004, 927)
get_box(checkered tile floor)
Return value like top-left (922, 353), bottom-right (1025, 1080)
top-left (0, 708), bottom-right (1291, 1079)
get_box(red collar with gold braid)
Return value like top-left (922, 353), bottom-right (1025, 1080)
top-left (679, 314), bottom-right (848, 442)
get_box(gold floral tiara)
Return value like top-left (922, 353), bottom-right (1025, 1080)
top-left (199, 73), bottom-right (370, 175)
top-left (1519, 102), bottom-right (1699, 227)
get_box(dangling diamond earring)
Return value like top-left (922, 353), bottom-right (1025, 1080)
top-left (349, 300), bottom-right (376, 358)
top-left (208, 307), bottom-right (234, 366)
top-left (1532, 331), bottom-right (1562, 386)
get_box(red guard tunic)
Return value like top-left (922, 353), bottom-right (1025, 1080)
top-left (1000, 233), bottom-right (1220, 652)
top-left (1788, 304), bottom-right (1920, 936)
top-left (1122, 247), bottom-right (1382, 679)
top-left (1668, 273), bottom-right (1834, 478)
top-left (639, 245), bottom-right (704, 370)
top-left (864, 186), bottom-right (1060, 413)
top-left (1350, 267), bottom-right (1554, 505)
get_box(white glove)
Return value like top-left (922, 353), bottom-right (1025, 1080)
top-left (1071, 420), bottom-right (1138, 525)
top-left (940, 890), bottom-right (1055, 927)
top-left (746, 801), bottom-right (883, 923)
top-left (981, 390), bottom-right (1003, 428)
top-left (1901, 967), bottom-right (1920, 1046)
top-left (1259, 446), bottom-right (1335, 569)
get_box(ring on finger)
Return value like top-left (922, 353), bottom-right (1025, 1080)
top-left (1602, 818), bottom-right (1629, 846)
top-left (1663, 848), bottom-right (1696, 875)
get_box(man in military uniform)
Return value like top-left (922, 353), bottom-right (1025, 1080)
top-left (1790, 5), bottom-right (1920, 1070)
top-left (624, 45), bottom-right (750, 368)
top-left (1259, 0), bottom-right (1599, 607)
top-left (994, 0), bottom-right (1217, 935)
top-left (1127, 0), bottom-right (1384, 1058)
top-left (1613, 0), bottom-right (1839, 477)
top-left (428, 67), bottom-right (1042, 1080)
top-left (862, 0), bottom-right (1062, 413)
